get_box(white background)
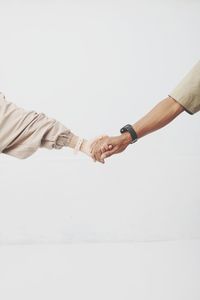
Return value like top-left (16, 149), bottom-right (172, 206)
top-left (0, 0), bottom-right (199, 244)
top-left (0, 1), bottom-right (199, 299)
top-left (0, 241), bottom-right (199, 300)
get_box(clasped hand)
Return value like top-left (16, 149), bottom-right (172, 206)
top-left (90, 133), bottom-right (131, 163)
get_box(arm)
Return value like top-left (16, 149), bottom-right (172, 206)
top-left (92, 60), bottom-right (200, 162)
top-left (0, 92), bottom-right (92, 159)
top-left (125, 96), bottom-right (184, 140)
top-left (91, 97), bottom-right (184, 162)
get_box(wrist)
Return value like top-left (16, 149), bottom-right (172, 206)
top-left (120, 124), bottom-right (138, 143)
top-left (120, 132), bottom-right (132, 145)
top-left (68, 134), bottom-right (88, 154)
top-left (80, 139), bottom-right (89, 154)
top-left (68, 134), bottom-right (79, 149)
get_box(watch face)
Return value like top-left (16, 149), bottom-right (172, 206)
top-left (120, 127), bottom-right (127, 134)
top-left (120, 124), bottom-right (138, 143)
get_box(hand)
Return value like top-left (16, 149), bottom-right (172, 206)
top-left (91, 133), bottom-right (132, 163)
top-left (80, 138), bottom-right (99, 158)
top-left (90, 135), bottom-right (113, 163)
top-left (80, 136), bottom-right (111, 163)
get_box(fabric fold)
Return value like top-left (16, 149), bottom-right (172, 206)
top-left (0, 93), bottom-right (73, 159)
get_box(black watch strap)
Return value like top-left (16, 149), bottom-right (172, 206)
top-left (120, 124), bottom-right (138, 143)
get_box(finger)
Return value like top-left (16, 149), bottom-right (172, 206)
top-left (105, 144), bottom-right (113, 151)
top-left (91, 141), bottom-right (101, 158)
top-left (101, 146), bottom-right (118, 160)
top-left (92, 148), bottom-right (99, 162)
top-left (100, 144), bottom-right (109, 153)
top-left (98, 150), bottom-right (105, 164)
top-left (90, 136), bottom-right (109, 163)
top-left (101, 142), bottom-right (114, 153)
top-left (90, 140), bottom-right (99, 154)
top-left (95, 142), bottom-right (105, 163)
top-left (96, 147), bottom-right (104, 163)
top-left (91, 147), bottom-right (96, 160)
top-left (92, 144), bottom-right (104, 163)
top-left (100, 143), bottom-right (114, 154)
top-left (89, 135), bottom-right (106, 152)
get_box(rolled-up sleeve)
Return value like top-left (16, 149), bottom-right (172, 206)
top-left (0, 93), bottom-right (73, 159)
top-left (169, 60), bottom-right (200, 114)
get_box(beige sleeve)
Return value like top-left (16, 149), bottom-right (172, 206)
top-left (0, 93), bottom-right (76, 159)
top-left (169, 60), bottom-right (200, 114)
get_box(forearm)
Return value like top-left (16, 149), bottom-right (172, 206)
top-left (121, 61), bottom-right (200, 144)
top-left (98, 61), bottom-right (200, 162)
top-left (94, 97), bottom-right (185, 162)
top-left (132, 96), bottom-right (184, 139)
top-left (0, 93), bottom-right (90, 159)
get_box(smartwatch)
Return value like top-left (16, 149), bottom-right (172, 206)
top-left (120, 124), bottom-right (138, 143)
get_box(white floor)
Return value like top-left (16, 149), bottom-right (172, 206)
top-left (0, 240), bottom-right (200, 300)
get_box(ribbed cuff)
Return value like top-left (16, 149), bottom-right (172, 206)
top-left (55, 131), bottom-right (91, 156)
